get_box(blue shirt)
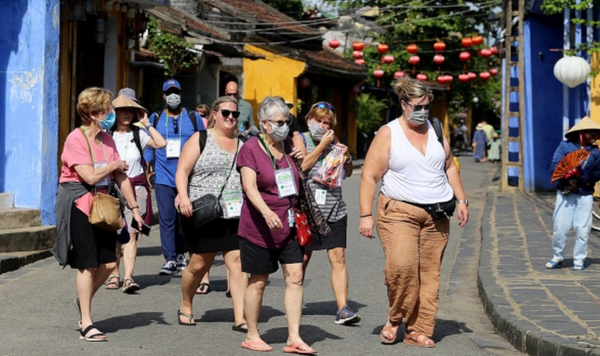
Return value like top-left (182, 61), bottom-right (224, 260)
top-left (144, 109), bottom-right (204, 187)
top-left (551, 141), bottom-right (600, 195)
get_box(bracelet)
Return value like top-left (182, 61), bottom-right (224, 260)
top-left (129, 205), bottom-right (139, 210)
top-left (360, 214), bottom-right (372, 218)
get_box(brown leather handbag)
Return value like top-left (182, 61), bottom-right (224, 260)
top-left (88, 191), bottom-right (125, 231)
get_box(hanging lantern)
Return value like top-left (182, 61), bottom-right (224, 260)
top-left (472, 35), bottom-right (483, 46)
top-left (408, 55), bottom-right (420, 65)
top-left (461, 38), bottom-right (472, 48)
top-left (489, 68), bottom-right (499, 76)
top-left (374, 68), bottom-right (385, 87)
top-left (353, 51), bottom-right (364, 59)
top-left (480, 49), bottom-right (492, 58)
top-left (459, 52), bottom-right (471, 62)
top-left (480, 72), bottom-right (491, 81)
top-left (554, 55), bottom-right (591, 88)
top-left (433, 41), bottom-right (446, 52)
top-left (416, 73), bottom-right (428, 82)
top-left (383, 55), bottom-right (395, 64)
top-left (467, 72), bottom-right (477, 80)
top-left (299, 77), bottom-right (311, 88)
top-left (490, 46), bottom-right (498, 55)
top-left (329, 39), bottom-right (340, 49)
top-left (354, 59), bottom-right (365, 65)
top-left (377, 43), bottom-right (389, 54)
top-left (406, 43), bottom-right (418, 54)
top-left (394, 71), bottom-right (406, 79)
top-left (433, 55), bottom-right (445, 65)
top-left (444, 75), bottom-right (453, 83)
top-left (437, 75), bottom-right (446, 84)
top-left (459, 74), bottom-right (470, 83)
top-left (353, 42), bottom-right (365, 51)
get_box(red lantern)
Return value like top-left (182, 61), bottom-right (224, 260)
top-left (433, 55), bottom-right (445, 65)
top-left (489, 68), bottom-right (499, 76)
top-left (461, 38), bottom-right (472, 48)
top-left (383, 55), bottom-right (395, 64)
top-left (373, 69), bottom-right (384, 78)
top-left (491, 46), bottom-right (498, 55)
top-left (377, 43), bottom-right (389, 54)
top-left (416, 73), bottom-right (428, 82)
top-left (467, 72), bottom-right (477, 80)
top-left (459, 52), bottom-right (471, 62)
top-left (433, 41), bottom-right (446, 52)
top-left (353, 42), bottom-right (364, 51)
top-left (458, 74), bottom-right (470, 83)
top-left (329, 39), bottom-right (340, 49)
top-left (472, 35), bottom-right (483, 46)
top-left (479, 72), bottom-right (491, 81)
top-left (299, 77), bottom-right (311, 88)
top-left (406, 43), bottom-right (418, 54)
top-left (408, 55), bottom-right (420, 66)
top-left (353, 51), bottom-right (364, 59)
top-left (444, 75), bottom-right (453, 83)
top-left (480, 49), bottom-right (492, 58)
top-left (437, 75), bottom-right (445, 84)
top-left (394, 71), bottom-right (406, 79)
top-left (354, 59), bottom-right (365, 65)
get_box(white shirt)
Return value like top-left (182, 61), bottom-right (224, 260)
top-left (112, 129), bottom-right (151, 178)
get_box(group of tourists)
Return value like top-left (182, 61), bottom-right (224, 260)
top-left (53, 76), bottom-right (471, 352)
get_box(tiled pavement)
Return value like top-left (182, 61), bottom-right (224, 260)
top-left (479, 188), bottom-right (600, 356)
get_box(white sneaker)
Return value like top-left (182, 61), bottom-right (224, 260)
top-left (159, 261), bottom-right (177, 275)
top-left (176, 254), bottom-right (187, 271)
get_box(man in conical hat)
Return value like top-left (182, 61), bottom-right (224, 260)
top-left (546, 116), bottom-right (600, 271)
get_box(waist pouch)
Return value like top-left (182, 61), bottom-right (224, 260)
top-left (403, 197), bottom-right (456, 220)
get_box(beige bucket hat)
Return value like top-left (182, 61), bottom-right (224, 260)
top-left (112, 94), bottom-right (148, 114)
top-left (565, 116), bottom-right (600, 138)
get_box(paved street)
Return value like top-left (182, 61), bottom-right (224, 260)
top-left (0, 158), bottom-right (522, 356)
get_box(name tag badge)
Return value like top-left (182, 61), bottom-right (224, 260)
top-left (94, 161), bottom-right (109, 187)
top-left (223, 190), bottom-right (243, 218)
top-left (166, 139), bottom-right (181, 158)
top-left (275, 168), bottom-right (297, 198)
top-left (315, 189), bottom-right (327, 205)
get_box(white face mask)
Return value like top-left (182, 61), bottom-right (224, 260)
top-left (268, 122), bottom-right (289, 142)
top-left (309, 120), bottom-right (328, 141)
top-left (165, 93), bottom-right (181, 109)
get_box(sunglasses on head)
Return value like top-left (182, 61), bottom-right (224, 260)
top-left (268, 119), bottom-right (290, 127)
top-left (315, 102), bottom-right (335, 112)
top-left (220, 109), bottom-right (240, 119)
top-left (404, 102), bottom-right (432, 111)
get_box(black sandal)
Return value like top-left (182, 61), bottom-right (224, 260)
top-left (232, 322), bottom-right (248, 333)
top-left (178, 309), bottom-right (196, 326)
top-left (79, 324), bottom-right (107, 342)
top-left (195, 283), bottom-right (211, 295)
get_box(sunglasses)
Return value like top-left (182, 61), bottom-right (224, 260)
top-left (225, 92), bottom-right (238, 96)
top-left (268, 119), bottom-right (290, 127)
top-left (315, 102), bottom-right (336, 112)
top-left (220, 109), bottom-right (240, 119)
top-left (404, 102), bottom-right (432, 111)
top-left (172, 118), bottom-right (179, 134)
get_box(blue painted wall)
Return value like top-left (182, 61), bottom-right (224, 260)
top-left (0, 0), bottom-right (59, 224)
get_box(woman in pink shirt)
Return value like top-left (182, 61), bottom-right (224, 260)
top-left (56, 87), bottom-right (143, 342)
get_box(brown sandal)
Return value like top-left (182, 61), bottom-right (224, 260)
top-left (403, 331), bottom-right (435, 348)
top-left (105, 275), bottom-right (119, 290)
top-left (379, 320), bottom-right (400, 344)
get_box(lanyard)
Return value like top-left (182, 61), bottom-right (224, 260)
top-left (81, 126), bottom-right (108, 163)
top-left (164, 113), bottom-right (182, 141)
top-left (212, 129), bottom-right (240, 189)
top-left (307, 132), bottom-right (326, 163)
top-left (113, 131), bottom-right (131, 159)
top-left (258, 134), bottom-right (292, 171)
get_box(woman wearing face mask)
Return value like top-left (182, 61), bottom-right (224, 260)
top-left (236, 96), bottom-right (315, 354)
top-left (358, 77), bottom-right (469, 348)
top-left (52, 87), bottom-right (144, 342)
top-left (297, 101), bottom-right (359, 325)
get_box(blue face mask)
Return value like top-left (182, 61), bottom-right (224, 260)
top-left (100, 111), bottom-right (116, 131)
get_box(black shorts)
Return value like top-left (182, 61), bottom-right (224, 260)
top-left (305, 215), bottom-right (347, 251)
top-left (240, 237), bottom-right (304, 275)
top-left (69, 205), bottom-right (118, 270)
top-left (183, 217), bottom-right (240, 254)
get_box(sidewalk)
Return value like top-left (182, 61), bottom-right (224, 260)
top-left (479, 185), bottom-right (600, 355)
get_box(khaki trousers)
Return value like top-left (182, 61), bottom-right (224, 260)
top-left (376, 193), bottom-right (449, 336)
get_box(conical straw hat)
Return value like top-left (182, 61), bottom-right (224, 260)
top-left (112, 95), bottom-right (148, 114)
top-left (565, 116), bottom-right (600, 138)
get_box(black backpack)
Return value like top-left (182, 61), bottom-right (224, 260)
top-left (107, 124), bottom-right (147, 170)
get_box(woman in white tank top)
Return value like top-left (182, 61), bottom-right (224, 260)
top-left (358, 77), bottom-right (469, 348)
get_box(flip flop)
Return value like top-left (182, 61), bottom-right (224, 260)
top-left (283, 342), bottom-right (317, 354)
top-left (241, 339), bottom-right (273, 352)
top-left (105, 275), bottom-right (120, 290)
top-left (178, 310), bottom-right (196, 326)
top-left (195, 283), bottom-right (211, 295)
top-left (232, 322), bottom-right (248, 333)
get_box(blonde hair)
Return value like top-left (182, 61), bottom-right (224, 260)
top-left (305, 102), bottom-right (337, 127)
top-left (208, 96), bottom-right (238, 129)
top-left (393, 76), bottom-right (433, 106)
top-left (77, 87), bottom-right (113, 125)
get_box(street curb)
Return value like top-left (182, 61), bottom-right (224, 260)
top-left (477, 187), bottom-right (597, 356)
top-left (0, 250), bottom-right (52, 275)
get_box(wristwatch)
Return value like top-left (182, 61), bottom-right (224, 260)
top-left (457, 199), bottom-right (468, 206)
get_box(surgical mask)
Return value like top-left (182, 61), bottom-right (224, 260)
top-left (408, 109), bottom-right (429, 125)
top-left (100, 111), bottom-right (116, 131)
top-left (165, 93), bottom-right (181, 109)
top-left (268, 122), bottom-right (289, 142)
top-left (309, 121), bottom-right (328, 141)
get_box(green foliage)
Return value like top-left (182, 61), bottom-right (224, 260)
top-left (262, 0), bottom-right (304, 20)
top-left (356, 93), bottom-right (388, 133)
top-left (147, 17), bottom-right (199, 77)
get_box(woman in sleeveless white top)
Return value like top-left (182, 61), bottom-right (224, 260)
top-left (358, 77), bottom-right (469, 348)
top-left (174, 97), bottom-right (248, 331)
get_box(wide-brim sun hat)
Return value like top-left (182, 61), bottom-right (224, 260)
top-left (565, 116), bottom-right (600, 138)
top-left (113, 94), bottom-right (148, 114)
top-left (476, 123), bottom-right (484, 130)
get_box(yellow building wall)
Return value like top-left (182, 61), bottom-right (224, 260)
top-left (242, 46), bottom-right (306, 123)
top-left (591, 53), bottom-right (600, 126)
